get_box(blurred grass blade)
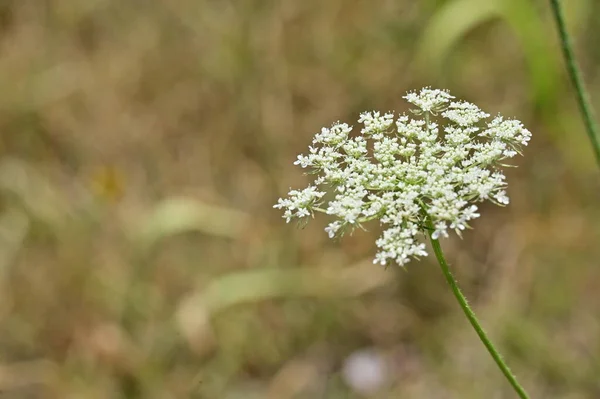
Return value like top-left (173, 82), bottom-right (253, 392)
top-left (176, 261), bottom-right (394, 354)
top-left (415, 0), bottom-right (502, 77)
top-left (0, 158), bottom-right (71, 226)
top-left (134, 197), bottom-right (250, 250)
top-left (197, 261), bottom-right (393, 313)
top-left (502, 0), bottom-right (561, 110)
top-left (416, 0), bottom-right (563, 111)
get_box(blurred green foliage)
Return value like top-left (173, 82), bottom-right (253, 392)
top-left (0, 0), bottom-right (598, 398)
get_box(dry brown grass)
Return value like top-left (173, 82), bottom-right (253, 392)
top-left (0, 0), bottom-right (598, 398)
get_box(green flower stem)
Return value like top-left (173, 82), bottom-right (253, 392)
top-left (549, 0), bottom-right (600, 169)
top-left (425, 220), bottom-right (530, 399)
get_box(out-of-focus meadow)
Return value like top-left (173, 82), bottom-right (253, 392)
top-left (0, 0), bottom-right (599, 398)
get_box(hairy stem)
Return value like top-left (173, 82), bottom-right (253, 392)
top-left (425, 220), bottom-right (530, 399)
top-left (549, 0), bottom-right (600, 168)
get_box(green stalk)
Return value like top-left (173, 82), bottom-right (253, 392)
top-left (425, 220), bottom-right (530, 399)
top-left (549, 0), bottom-right (600, 169)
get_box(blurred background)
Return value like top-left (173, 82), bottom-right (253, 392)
top-left (0, 0), bottom-right (598, 398)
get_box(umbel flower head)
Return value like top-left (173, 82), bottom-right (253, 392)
top-left (274, 88), bottom-right (531, 266)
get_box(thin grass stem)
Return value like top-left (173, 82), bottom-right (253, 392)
top-left (549, 0), bottom-right (600, 168)
top-left (425, 219), bottom-right (530, 399)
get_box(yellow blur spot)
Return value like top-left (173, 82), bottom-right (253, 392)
top-left (90, 165), bottom-right (125, 202)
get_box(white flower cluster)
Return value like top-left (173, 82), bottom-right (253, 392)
top-left (274, 88), bottom-right (531, 266)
